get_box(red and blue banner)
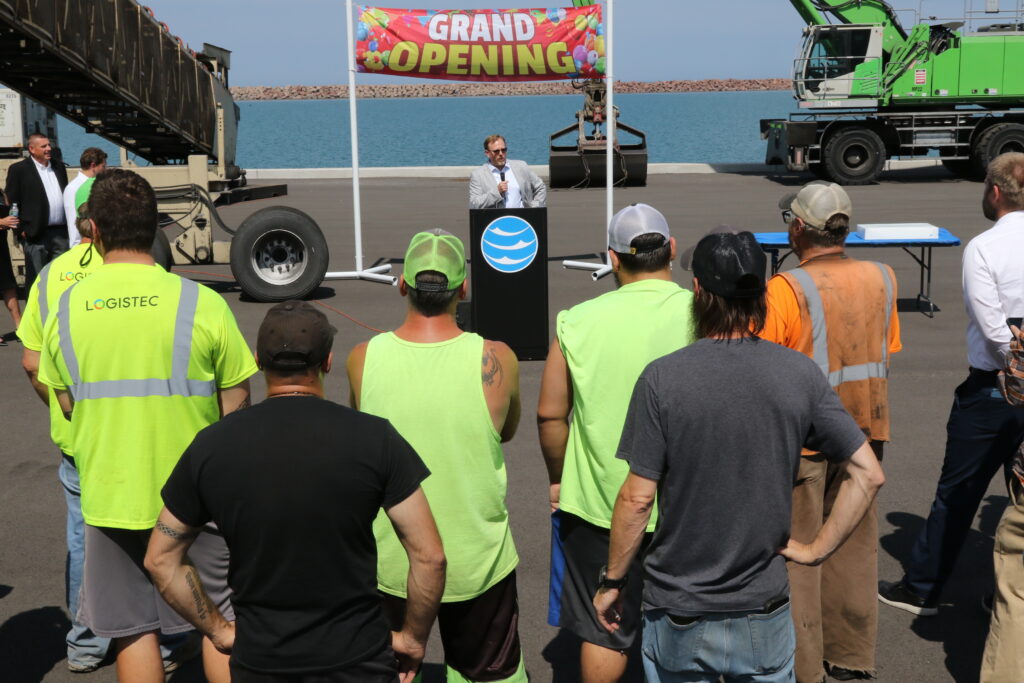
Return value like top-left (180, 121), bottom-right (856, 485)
top-left (355, 6), bottom-right (604, 81)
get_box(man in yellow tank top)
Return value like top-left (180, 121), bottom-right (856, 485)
top-left (347, 230), bottom-right (527, 683)
top-left (538, 203), bottom-right (694, 683)
top-left (762, 182), bottom-right (901, 683)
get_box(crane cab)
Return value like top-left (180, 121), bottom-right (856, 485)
top-left (794, 24), bottom-right (886, 107)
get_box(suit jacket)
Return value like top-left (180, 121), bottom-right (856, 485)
top-left (5, 157), bottom-right (69, 241)
top-left (469, 160), bottom-right (547, 210)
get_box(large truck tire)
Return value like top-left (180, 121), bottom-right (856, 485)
top-left (971, 123), bottom-right (1024, 179)
top-left (822, 127), bottom-right (886, 185)
top-left (229, 206), bottom-right (329, 302)
top-left (151, 229), bottom-right (172, 272)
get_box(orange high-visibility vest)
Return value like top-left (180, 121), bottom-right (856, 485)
top-left (780, 255), bottom-right (896, 442)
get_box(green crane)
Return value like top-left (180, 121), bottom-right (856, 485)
top-left (762, 1), bottom-right (1024, 184)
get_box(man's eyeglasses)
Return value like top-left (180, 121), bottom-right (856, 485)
top-left (780, 209), bottom-right (793, 224)
top-left (488, 147), bottom-right (508, 155)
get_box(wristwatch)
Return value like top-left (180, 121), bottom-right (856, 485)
top-left (598, 565), bottom-right (627, 590)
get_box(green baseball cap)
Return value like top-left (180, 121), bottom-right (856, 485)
top-left (75, 176), bottom-right (95, 215)
top-left (403, 230), bottom-right (466, 291)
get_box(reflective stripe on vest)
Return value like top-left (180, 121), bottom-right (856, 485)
top-left (37, 262), bottom-right (52, 323)
top-left (56, 277), bottom-right (216, 400)
top-left (789, 263), bottom-right (893, 388)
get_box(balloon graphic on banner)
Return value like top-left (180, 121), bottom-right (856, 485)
top-left (354, 5), bottom-right (603, 82)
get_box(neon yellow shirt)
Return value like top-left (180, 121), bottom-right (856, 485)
top-left (38, 264), bottom-right (257, 529)
top-left (557, 279), bottom-right (695, 530)
top-left (361, 332), bottom-right (518, 602)
top-left (18, 243), bottom-right (103, 456)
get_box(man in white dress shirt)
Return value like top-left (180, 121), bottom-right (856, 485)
top-left (469, 135), bottom-right (546, 210)
top-left (62, 147), bottom-right (107, 247)
top-left (879, 151), bottom-right (1024, 616)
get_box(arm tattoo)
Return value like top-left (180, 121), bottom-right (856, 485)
top-left (185, 567), bottom-right (210, 621)
top-left (156, 520), bottom-right (199, 539)
top-left (482, 347), bottom-right (503, 387)
top-left (232, 396), bottom-right (251, 413)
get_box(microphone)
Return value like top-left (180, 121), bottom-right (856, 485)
top-left (499, 171), bottom-right (506, 194)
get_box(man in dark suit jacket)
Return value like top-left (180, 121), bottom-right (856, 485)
top-left (6, 133), bottom-right (69, 285)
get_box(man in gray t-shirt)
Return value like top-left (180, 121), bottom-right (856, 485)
top-left (593, 231), bottom-right (885, 683)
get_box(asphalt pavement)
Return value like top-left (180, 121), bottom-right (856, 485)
top-left (0, 167), bottom-right (1006, 682)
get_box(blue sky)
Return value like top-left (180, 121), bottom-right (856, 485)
top-left (144, 1), bottom-right (984, 86)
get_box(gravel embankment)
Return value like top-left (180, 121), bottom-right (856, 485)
top-left (229, 78), bottom-right (789, 101)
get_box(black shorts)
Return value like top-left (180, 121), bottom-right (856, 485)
top-left (549, 510), bottom-right (650, 650)
top-left (381, 570), bottom-right (522, 681)
top-left (230, 645), bottom-right (398, 683)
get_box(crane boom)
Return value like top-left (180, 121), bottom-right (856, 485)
top-left (789, 0), bottom-right (908, 53)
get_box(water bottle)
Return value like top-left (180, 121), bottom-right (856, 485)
top-left (9, 202), bottom-right (17, 218)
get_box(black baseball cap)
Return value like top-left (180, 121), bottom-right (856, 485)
top-left (691, 231), bottom-right (767, 298)
top-left (257, 300), bottom-right (337, 371)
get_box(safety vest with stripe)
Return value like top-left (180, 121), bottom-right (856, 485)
top-left (779, 255), bottom-right (896, 442)
top-left (42, 264), bottom-right (256, 529)
top-left (57, 277), bottom-right (214, 401)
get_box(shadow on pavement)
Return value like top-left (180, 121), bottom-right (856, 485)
top-left (880, 494), bottom-right (1008, 683)
top-left (0, 605), bottom-right (70, 683)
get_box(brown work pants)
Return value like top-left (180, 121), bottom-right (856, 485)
top-left (788, 442), bottom-right (882, 683)
top-left (980, 477), bottom-right (1024, 683)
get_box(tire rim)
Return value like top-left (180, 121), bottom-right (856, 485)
top-left (843, 143), bottom-right (868, 170)
top-left (250, 229), bottom-right (307, 285)
top-left (998, 139), bottom-right (1024, 155)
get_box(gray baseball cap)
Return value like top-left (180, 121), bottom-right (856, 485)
top-left (779, 182), bottom-right (852, 229)
top-left (607, 203), bottom-right (670, 254)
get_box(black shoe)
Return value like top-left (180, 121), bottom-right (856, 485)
top-left (878, 580), bottom-right (938, 616)
top-left (826, 663), bottom-right (873, 680)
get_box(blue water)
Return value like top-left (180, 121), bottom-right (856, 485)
top-left (57, 91), bottom-right (795, 168)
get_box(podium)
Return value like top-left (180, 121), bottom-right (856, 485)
top-left (468, 208), bottom-right (549, 360)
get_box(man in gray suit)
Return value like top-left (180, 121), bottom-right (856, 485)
top-left (469, 135), bottom-right (547, 209)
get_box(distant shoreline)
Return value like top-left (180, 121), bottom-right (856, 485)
top-left (229, 78), bottom-right (789, 101)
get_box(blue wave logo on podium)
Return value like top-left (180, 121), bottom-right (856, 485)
top-left (481, 216), bottom-right (539, 274)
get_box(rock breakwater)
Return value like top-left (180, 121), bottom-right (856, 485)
top-left (230, 78), bottom-right (789, 101)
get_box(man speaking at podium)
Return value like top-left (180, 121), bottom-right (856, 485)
top-left (469, 135), bottom-right (547, 210)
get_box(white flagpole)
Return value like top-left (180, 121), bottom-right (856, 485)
top-left (347, 0), bottom-right (364, 272)
top-left (605, 0), bottom-right (613, 234)
top-left (562, 0), bottom-right (614, 280)
top-left (324, 1), bottom-right (395, 285)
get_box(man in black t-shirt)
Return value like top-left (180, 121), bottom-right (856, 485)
top-left (145, 301), bottom-right (446, 682)
top-left (592, 232), bottom-right (886, 683)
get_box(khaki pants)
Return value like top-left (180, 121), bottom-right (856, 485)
top-left (980, 477), bottom-right (1024, 683)
top-left (788, 443), bottom-right (882, 683)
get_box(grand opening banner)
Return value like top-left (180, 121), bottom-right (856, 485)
top-left (354, 6), bottom-right (604, 81)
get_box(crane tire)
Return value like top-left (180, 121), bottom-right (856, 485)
top-left (972, 122), bottom-right (1024, 179)
top-left (822, 127), bottom-right (886, 185)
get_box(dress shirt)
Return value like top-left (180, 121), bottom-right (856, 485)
top-left (33, 157), bottom-right (65, 226)
top-left (962, 210), bottom-right (1024, 370)
top-left (63, 173), bottom-right (88, 247)
top-left (489, 163), bottom-right (522, 208)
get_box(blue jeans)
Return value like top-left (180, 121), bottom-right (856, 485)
top-left (59, 455), bottom-right (110, 667)
top-left (904, 372), bottom-right (1024, 600)
top-left (641, 603), bottom-right (796, 683)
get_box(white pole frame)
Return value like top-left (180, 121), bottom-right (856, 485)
top-left (562, 0), bottom-right (614, 281)
top-left (323, 0), bottom-right (397, 285)
top-left (328, 1), bottom-right (613, 285)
